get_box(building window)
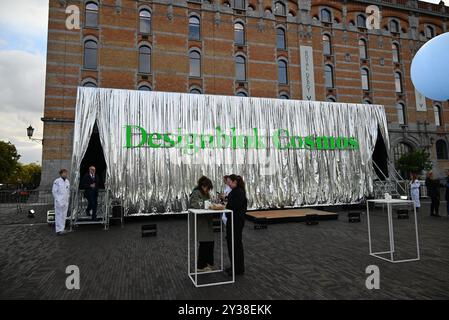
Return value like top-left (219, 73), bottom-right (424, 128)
top-left (139, 9), bottom-right (151, 34)
top-left (234, 22), bottom-right (245, 45)
top-left (275, 2), bottom-right (286, 16)
top-left (325, 64), bottom-right (334, 88)
top-left (363, 99), bottom-right (372, 104)
top-left (139, 45), bottom-right (151, 74)
top-left (85, 2), bottom-right (99, 28)
top-left (326, 96), bottom-right (336, 102)
top-left (425, 25), bottom-right (435, 39)
top-left (395, 72), bottom-right (402, 93)
top-left (190, 88), bottom-right (202, 94)
top-left (276, 28), bottom-right (286, 50)
top-left (361, 68), bottom-right (370, 91)
top-left (278, 60), bottom-right (288, 84)
top-left (322, 34), bottom-right (331, 55)
top-left (392, 43), bottom-right (400, 63)
top-left (390, 19), bottom-right (399, 33)
top-left (396, 102), bottom-right (406, 125)
top-left (359, 39), bottom-right (367, 59)
top-left (189, 16), bottom-right (201, 40)
top-left (279, 94), bottom-right (289, 99)
top-left (83, 40), bottom-right (98, 70)
top-left (138, 85), bottom-right (152, 91)
top-left (320, 8), bottom-right (331, 23)
top-left (83, 81), bottom-right (97, 88)
top-left (236, 91), bottom-right (248, 97)
top-left (189, 50), bottom-right (201, 77)
top-left (234, 0), bottom-right (245, 10)
top-left (235, 55), bottom-right (246, 81)
top-left (393, 142), bottom-right (412, 164)
top-left (436, 140), bottom-right (448, 160)
top-left (434, 105), bottom-right (442, 127)
top-left (357, 14), bottom-right (366, 28)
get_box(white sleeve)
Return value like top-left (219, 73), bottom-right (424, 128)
top-left (52, 180), bottom-right (58, 199)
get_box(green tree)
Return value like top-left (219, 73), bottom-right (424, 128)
top-left (0, 141), bottom-right (21, 183)
top-left (16, 163), bottom-right (42, 189)
top-left (396, 149), bottom-right (432, 176)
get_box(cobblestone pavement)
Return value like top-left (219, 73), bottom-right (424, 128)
top-left (1, 202), bottom-right (448, 300)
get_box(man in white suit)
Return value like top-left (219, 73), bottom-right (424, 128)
top-left (52, 169), bottom-right (70, 235)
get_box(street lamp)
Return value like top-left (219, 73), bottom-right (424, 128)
top-left (26, 125), bottom-right (43, 143)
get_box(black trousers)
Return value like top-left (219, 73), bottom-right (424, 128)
top-left (226, 214), bottom-right (245, 274)
top-left (85, 190), bottom-right (98, 218)
top-left (430, 196), bottom-right (440, 216)
top-left (197, 241), bottom-right (214, 269)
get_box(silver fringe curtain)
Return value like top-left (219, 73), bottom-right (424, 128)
top-left (71, 87), bottom-right (390, 214)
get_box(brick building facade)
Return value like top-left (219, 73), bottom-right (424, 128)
top-left (41, 0), bottom-right (449, 188)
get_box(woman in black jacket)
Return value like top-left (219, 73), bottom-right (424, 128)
top-left (225, 174), bottom-right (248, 276)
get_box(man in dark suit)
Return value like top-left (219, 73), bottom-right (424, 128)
top-left (81, 166), bottom-right (99, 220)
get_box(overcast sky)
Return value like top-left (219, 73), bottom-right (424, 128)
top-left (0, 0), bottom-right (447, 164)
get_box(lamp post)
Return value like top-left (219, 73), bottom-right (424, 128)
top-left (26, 125), bottom-right (43, 143)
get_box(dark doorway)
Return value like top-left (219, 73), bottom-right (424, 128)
top-left (79, 123), bottom-right (106, 189)
top-left (372, 127), bottom-right (389, 180)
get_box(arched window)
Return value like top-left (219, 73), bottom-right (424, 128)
top-left (234, 0), bottom-right (245, 10)
top-left (322, 34), bottom-right (331, 55)
top-left (359, 39), bottom-right (367, 59)
top-left (363, 99), bottom-right (372, 104)
top-left (396, 102), bottom-right (406, 125)
top-left (265, 8), bottom-right (273, 16)
top-left (434, 105), bottom-right (442, 127)
top-left (138, 85), bottom-right (152, 91)
top-left (326, 96), bottom-right (336, 102)
top-left (357, 14), bottom-right (366, 28)
top-left (395, 72), bottom-right (402, 93)
top-left (361, 68), bottom-right (370, 91)
top-left (325, 64), bottom-right (334, 88)
top-left (139, 45), bottom-right (151, 74)
top-left (236, 91), bottom-right (248, 97)
top-left (235, 55), bottom-right (246, 81)
top-left (436, 140), bottom-right (448, 160)
top-left (275, 2), bottom-right (286, 16)
top-left (189, 16), bottom-right (201, 40)
top-left (278, 60), bottom-right (288, 84)
top-left (425, 25), bottom-right (435, 39)
top-left (320, 8), bottom-right (331, 23)
top-left (392, 43), bottom-right (400, 63)
top-left (189, 50), bottom-right (201, 77)
top-left (279, 94), bottom-right (289, 99)
top-left (139, 9), bottom-right (151, 34)
top-left (276, 27), bottom-right (286, 50)
top-left (393, 142), bottom-right (412, 164)
top-left (83, 81), bottom-right (97, 88)
top-left (83, 39), bottom-right (98, 70)
top-left (190, 88), bottom-right (202, 94)
top-left (234, 22), bottom-right (245, 45)
top-left (85, 2), bottom-right (99, 28)
top-left (390, 19), bottom-right (399, 33)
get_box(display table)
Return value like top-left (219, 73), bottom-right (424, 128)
top-left (366, 199), bottom-right (420, 263)
top-left (188, 208), bottom-right (234, 287)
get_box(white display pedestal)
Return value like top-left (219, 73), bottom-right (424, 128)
top-left (366, 199), bottom-right (420, 263)
top-left (188, 208), bottom-right (234, 287)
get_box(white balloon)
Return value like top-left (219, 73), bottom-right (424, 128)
top-left (411, 32), bottom-right (449, 101)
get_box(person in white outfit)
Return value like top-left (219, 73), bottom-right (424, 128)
top-left (410, 173), bottom-right (421, 212)
top-left (52, 169), bottom-right (70, 235)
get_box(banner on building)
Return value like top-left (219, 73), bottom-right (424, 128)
top-left (300, 46), bottom-right (316, 101)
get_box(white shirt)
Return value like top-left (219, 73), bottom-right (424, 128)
top-left (52, 177), bottom-right (70, 206)
top-left (224, 185), bottom-right (232, 196)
